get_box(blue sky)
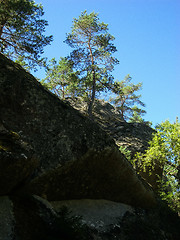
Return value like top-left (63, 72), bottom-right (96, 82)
top-left (34, 0), bottom-right (180, 126)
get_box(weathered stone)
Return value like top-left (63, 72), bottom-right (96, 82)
top-left (65, 97), bottom-right (159, 189)
top-left (65, 97), bottom-right (123, 125)
top-left (0, 123), bottom-right (39, 195)
top-left (51, 199), bottom-right (133, 232)
top-left (0, 53), bottom-right (115, 176)
top-left (0, 54), bottom-right (179, 240)
top-left (20, 147), bottom-right (156, 208)
top-left (0, 53), bottom-right (156, 208)
top-left (65, 97), bottom-right (155, 157)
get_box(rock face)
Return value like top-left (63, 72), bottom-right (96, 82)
top-left (0, 53), bottom-right (155, 208)
top-left (65, 97), bottom-right (155, 157)
top-left (21, 147), bottom-right (155, 207)
top-left (0, 53), bottom-right (179, 240)
top-left (0, 54), bottom-right (115, 175)
top-left (65, 97), bottom-right (159, 189)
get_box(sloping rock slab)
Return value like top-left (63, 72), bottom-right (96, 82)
top-left (0, 53), bottom-right (115, 175)
top-left (21, 148), bottom-right (156, 208)
top-left (0, 54), bottom-right (155, 208)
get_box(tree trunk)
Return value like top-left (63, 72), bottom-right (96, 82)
top-left (88, 69), bottom-right (96, 118)
top-left (0, 24), bottom-right (4, 40)
top-left (0, 23), bottom-right (6, 52)
top-left (88, 40), bottom-right (96, 119)
top-left (62, 84), bottom-right (65, 100)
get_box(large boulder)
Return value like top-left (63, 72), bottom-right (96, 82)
top-left (21, 147), bottom-right (156, 208)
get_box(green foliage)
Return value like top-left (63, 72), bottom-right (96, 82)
top-left (0, 0), bottom-right (53, 69)
top-left (128, 106), bottom-right (152, 126)
top-left (15, 55), bottom-right (32, 72)
top-left (110, 75), bottom-right (146, 121)
top-left (119, 146), bottom-right (131, 161)
top-left (133, 119), bottom-right (180, 212)
top-left (41, 57), bottom-right (79, 99)
top-left (65, 10), bottom-right (119, 116)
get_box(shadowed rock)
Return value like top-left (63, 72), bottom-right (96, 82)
top-left (21, 147), bottom-right (156, 208)
top-left (51, 199), bottom-right (133, 232)
top-left (0, 53), bottom-right (115, 175)
top-left (0, 53), bottom-right (155, 208)
top-left (0, 123), bottom-right (38, 195)
top-left (0, 196), bottom-right (15, 240)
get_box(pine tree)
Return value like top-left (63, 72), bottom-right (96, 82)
top-left (0, 0), bottom-right (53, 68)
top-left (110, 75), bottom-right (146, 121)
top-left (41, 57), bottom-right (79, 99)
top-left (65, 10), bottom-right (119, 117)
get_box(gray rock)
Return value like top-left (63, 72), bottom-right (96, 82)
top-left (65, 97), bottom-right (158, 188)
top-left (0, 53), bottom-right (156, 208)
top-left (21, 147), bottom-right (156, 208)
top-left (65, 97), bottom-right (155, 157)
top-left (0, 53), bottom-right (115, 176)
top-left (51, 199), bottom-right (133, 232)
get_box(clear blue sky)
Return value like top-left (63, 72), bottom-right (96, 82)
top-left (34, 0), bottom-right (180, 126)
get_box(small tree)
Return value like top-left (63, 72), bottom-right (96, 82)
top-left (0, 0), bottom-right (53, 68)
top-left (110, 74), bottom-right (146, 121)
top-left (15, 55), bottom-right (31, 72)
top-left (65, 10), bottom-right (119, 117)
top-left (129, 106), bottom-right (152, 126)
top-left (133, 119), bottom-right (180, 212)
top-left (41, 57), bottom-right (79, 99)
top-left (129, 106), bottom-right (146, 122)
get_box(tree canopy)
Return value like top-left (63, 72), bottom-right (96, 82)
top-left (0, 0), bottom-right (53, 68)
top-left (110, 74), bottom-right (146, 121)
top-left (133, 119), bottom-right (180, 212)
top-left (41, 57), bottom-right (79, 99)
top-left (65, 10), bottom-right (119, 117)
